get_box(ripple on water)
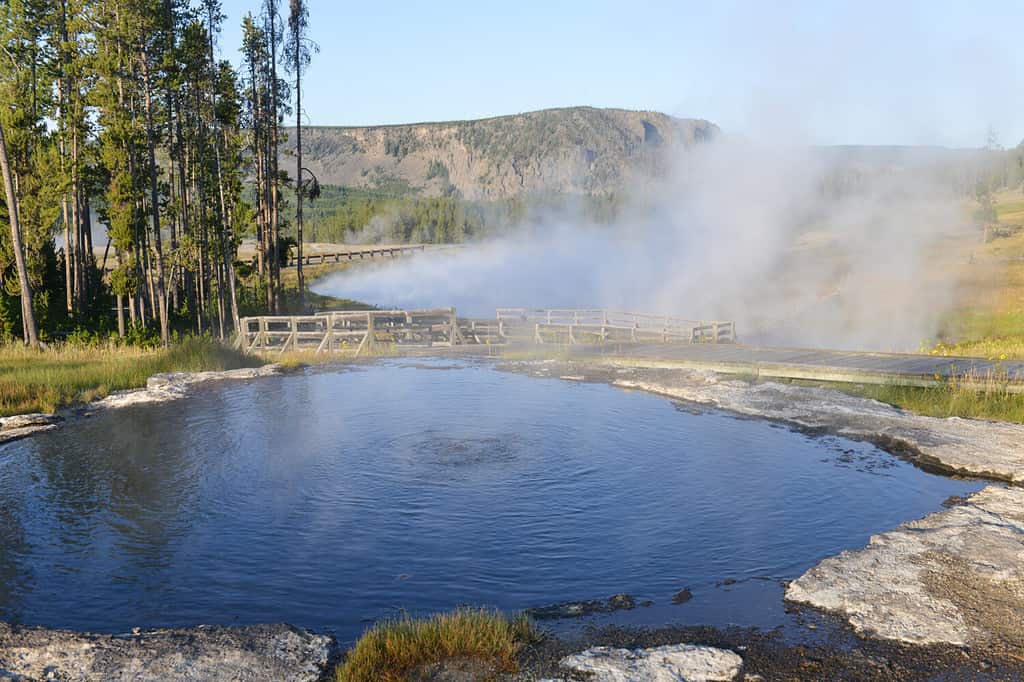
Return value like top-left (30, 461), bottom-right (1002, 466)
top-left (0, 359), bottom-right (985, 640)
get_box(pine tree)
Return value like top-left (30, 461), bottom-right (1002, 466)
top-left (0, 0), bottom-right (59, 345)
top-left (130, 0), bottom-right (173, 345)
top-left (284, 0), bottom-right (315, 309)
top-left (0, 120), bottom-right (39, 346)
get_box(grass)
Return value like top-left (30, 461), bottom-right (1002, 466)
top-left (837, 380), bottom-right (1024, 424)
top-left (335, 608), bottom-right (537, 682)
top-left (0, 337), bottom-right (262, 417)
top-left (775, 369), bottom-right (1024, 424)
top-left (931, 190), bottom-right (1024, 366)
top-left (864, 191), bottom-right (1024, 424)
top-left (937, 311), bottom-right (1024, 356)
top-left (925, 333), bottom-right (1024, 361)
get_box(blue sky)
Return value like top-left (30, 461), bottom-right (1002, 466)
top-left (218, 0), bottom-right (1024, 147)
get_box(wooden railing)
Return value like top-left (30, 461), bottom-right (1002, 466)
top-left (236, 307), bottom-right (737, 355)
top-left (496, 308), bottom-right (737, 345)
top-left (286, 244), bottom-right (427, 267)
top-left (236, 308), bottom-right (475, 356)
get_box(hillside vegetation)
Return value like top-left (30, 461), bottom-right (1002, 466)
top-left (300, 184), bottom-right (624, 243)
top-left (282, 107), bottom-right (718, 202)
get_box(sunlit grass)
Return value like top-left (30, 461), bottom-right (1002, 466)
top-left (0, 337), bottom-right (261, 417)
top-left (941, 336), bottom-right (1024, 361)
top-left (783, 366), bottom-right (1024, 424)
top-left (939, 196), bottom-right (1024, 363)
top-left (335, 608), bottom-right (537, 682)
top-left (839, 380), bottom-right (1024, 424)
top-left (994, 196), bottom-right (1024, 223)
top-left (916, 330), bottom-right (1024, 361)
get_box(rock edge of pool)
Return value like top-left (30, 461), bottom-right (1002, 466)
top-left (1, 357), bottom-right (1022, 681)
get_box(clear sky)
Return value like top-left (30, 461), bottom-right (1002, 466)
top-left (217, 0), bottom-right (1024, 148)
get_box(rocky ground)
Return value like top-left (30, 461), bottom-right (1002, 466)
top-left (92, 365), bottom-right (284, 410)
top-left (5, 617), bottom-right (1022, 681)
top-left (0, 414), bottom-right (61, 444)
top-left (503, 619), bottom-right (1024, 681)
top-left (0, 623), bottom-right (334, 681)
top-left (787, 485), bottom-right (1024, 650)
top-left (548, 643), bottom-right (744, 681)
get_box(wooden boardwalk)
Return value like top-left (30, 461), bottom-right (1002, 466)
top-left (573, 342), bottom-right (1024, 391)
top-left (285, 244), bottom-right (427, 267)
top-left (236, 308), bottom-right (501, 356)
top-left (496, 308), bottom-right (737, 344)
top-left (235, 307), bottom-right (736, 356)
top-left (235, 305), bottom-right (1024, 391)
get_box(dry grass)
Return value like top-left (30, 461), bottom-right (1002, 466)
top-left (937, 191), bottom-right (1024, 363)
top-left (335, 608), bottom-right (536, 682)
top-left (0, 337), bottom-right (260, 417)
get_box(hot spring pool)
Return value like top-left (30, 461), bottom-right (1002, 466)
top-left (0, 360), bottom-right (982, 642)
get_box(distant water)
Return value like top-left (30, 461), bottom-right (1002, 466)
top-left (0, 361), bottom-right (982, 642)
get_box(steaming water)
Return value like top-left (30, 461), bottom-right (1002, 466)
top-left (0, 361), bottom-right (981, 641)
top-left (315, 241), bottom-right (619, 318)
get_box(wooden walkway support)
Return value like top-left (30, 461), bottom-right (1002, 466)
top-left (286, 244), bottom-right (426, 267)
top-left (236, 308), bottom-right (489, 356)
top-left (496, 308), bottom-right (737, 345)
top-left (236, 307), bottom-right (737, 356)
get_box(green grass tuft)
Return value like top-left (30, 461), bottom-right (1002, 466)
top-left (335, 608), bottom-right (537, 682)
top-left (0, 336), bottom-right (262, 417)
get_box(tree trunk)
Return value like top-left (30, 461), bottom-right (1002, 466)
top-left (225, 201), bottom-right (240, 332)
top-left (116, 293), bottom-right (125, 337)
top-left (82, 192), bottom-right (93, 300)
top-left (58, 1), bottom-right (74, 317)
top-left (0, 121), bottom-right (39, 347)
top-left (140, 52), bottom-right (170, 346)
top-left (268, 12), bottom-right (281, 314)
top-left (70, 132), bottom-right (82, 311)
top-left (295, 50), bottom-right (304, 310)
top-left (115, 251), bottom-right (126, 338)
top-left (62, 195), bottom-right (73, 314)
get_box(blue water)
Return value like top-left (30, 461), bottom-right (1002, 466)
top-left (0, 360), bottom-right (982, 641)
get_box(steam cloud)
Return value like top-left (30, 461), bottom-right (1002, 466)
top-left (317, 137), bottom-right (969, 351)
